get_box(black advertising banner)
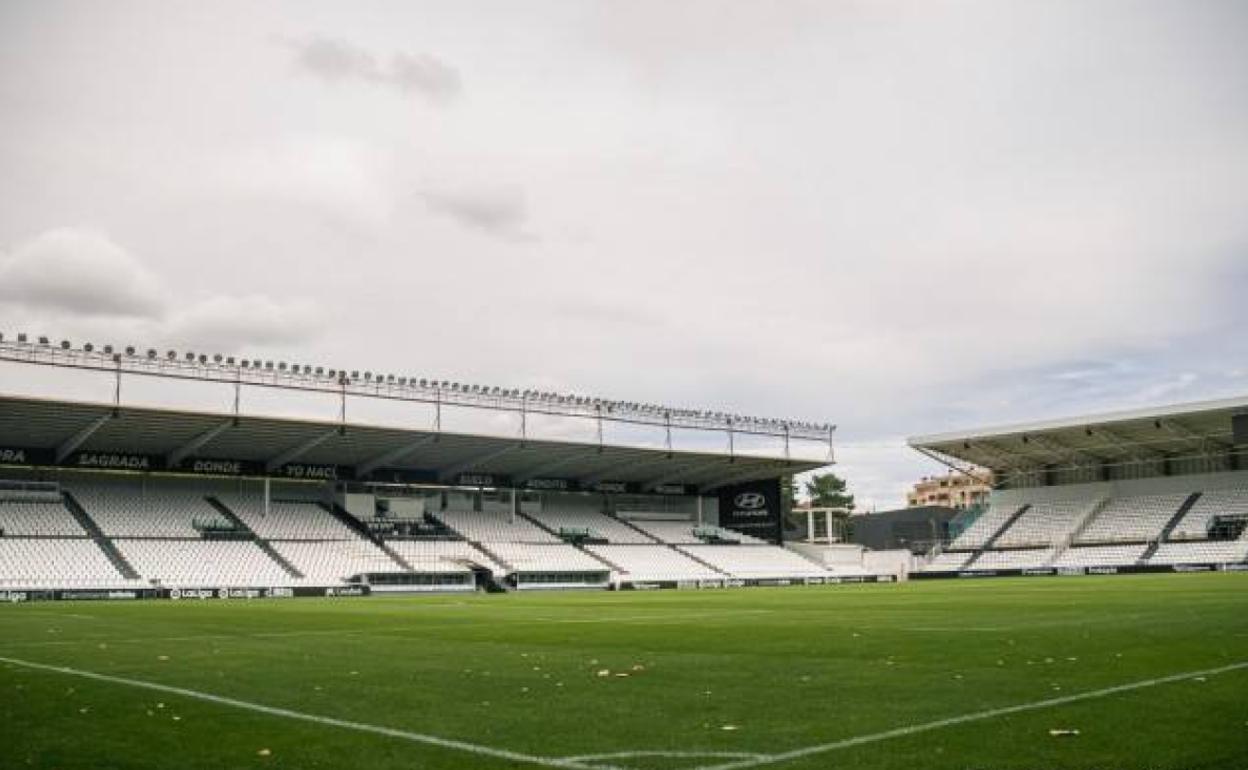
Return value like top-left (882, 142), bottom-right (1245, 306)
top-left (171, 458), bottom-right (265, 476)
top-left (455, 472), bottom-right (512, 488)
top-left (67, 451), bottom-right (162, 472)
top-left (363, 467), bottom-right (439, 485)
top-left (718, 477), bottom-right (783, 544)
top-left (525, 477), bottom-right (577, 491)
top-left (0, 446), bottom-right (54, 466)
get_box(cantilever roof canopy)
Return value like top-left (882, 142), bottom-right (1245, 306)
top-left (0, 394), bottom-right (827, 493)
top-left (909, 394), bottom-right (1248, 482)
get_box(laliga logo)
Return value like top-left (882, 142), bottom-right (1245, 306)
top-left (734, 492), bottom-right (766, 510)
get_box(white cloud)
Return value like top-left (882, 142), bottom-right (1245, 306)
top-left (0, 228), bottom-right (323, 355)
top-left (169, 294), bottom-right (324, 352)
top-left (0, 229), bottom-right (166, 318)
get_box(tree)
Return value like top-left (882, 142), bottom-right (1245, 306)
top-left (804, 472), bottom-right (855, 512)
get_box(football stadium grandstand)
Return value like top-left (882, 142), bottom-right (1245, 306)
top-left (910, 395), bottom-right (1248, 577)
top-left (0, 335), bottom-right (871, 598)
top-left (1, 334), bottom-right (1246, 599)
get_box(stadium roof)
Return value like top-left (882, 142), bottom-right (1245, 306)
top-left (0, 394), bottom-right (826, 493)
top-left (908, 394), bottom-right (1248, 475)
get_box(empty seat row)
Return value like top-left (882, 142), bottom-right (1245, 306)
top-left (585, 544), bottom-right (722, 582)
top-left (0, 538), bottom-right (133, 588)
top-left (431, 510), bottom-right (560, 543)
top-left (0, 499), bottom-right (86, 537)
top-left (679, 544), bottom-right (827, 578)
top-left (527, 510), bottom-right (655, 543)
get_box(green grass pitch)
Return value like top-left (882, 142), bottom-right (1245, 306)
top-left (2, 573), bottom-right (1247, 770)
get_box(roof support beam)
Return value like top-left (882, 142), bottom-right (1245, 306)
top-left (698, 462), bottom-right (789, 494)
top-left (439, 444), bottom-right (521, 483)
top-left (512, 450), bottom-right (592, 484)
top-left (645, 458), bottom-right (733, 490)
top-left (166, 420), bottom-right (234, 467)
top-left (578, 455), bottom-right (674, 486)
top-left (965, 442), bottom-right (1032, 473)
top-left (1155, 418), bottom-right (1230, 453)
top-left (355, 435), bottom-right (438, 477)
top-left (1023, 434), bottom-right (1105, 466)
top-left (913, 446), bottom-right (998, 484)
top-left (55, 413), bottom-right (112, 463)
top-left (266, 429), bottom-right (339, 472)
top-left (1085, 426), bottom-right (1166, 461)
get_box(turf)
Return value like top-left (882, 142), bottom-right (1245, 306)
top-left (2, 573), bottom-right (1247, 770)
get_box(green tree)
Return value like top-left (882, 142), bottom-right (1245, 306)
top-left (804, 472), bottom-right (855, 512)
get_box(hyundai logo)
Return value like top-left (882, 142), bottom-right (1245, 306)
top-left (734, 492), bottom-right (766, 509)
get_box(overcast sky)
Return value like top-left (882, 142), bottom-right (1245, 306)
top-left (1, 1), bottom-right (1246, 508)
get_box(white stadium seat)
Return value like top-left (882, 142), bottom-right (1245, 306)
top-left (678, 545), bottom-right (827, 579)
top-left (432, 510), bottom-right (560, 543)
top-left (0, 538), bottom-right (135, 588)
top-left (1076, 494), bottom-right (1188, 544)
top-left (585, 544), bottom-right (722, 582)
top-left (527, 510), bottom-right (655, 543)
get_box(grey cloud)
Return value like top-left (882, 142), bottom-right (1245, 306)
top-left (0, 229), bottom-right (322, 354)
top-left (289, 36), bottom-right (460, 103)
top-left (420, 186), bottom-right (531, 240)
top-left (0, 229), bottom-right (166, 319)
top-left (168, 295), bottom-right (324, 353)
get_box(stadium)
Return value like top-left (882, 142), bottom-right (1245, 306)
top-left (2, 335), bottom-right (1247, 770)
top-left (4, 3), bottom-right (1248, 769)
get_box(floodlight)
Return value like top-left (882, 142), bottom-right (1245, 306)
top-left (147, 349), bottom-right (156, 359)
top-left (84, 343), bottom-right (94, 352)
top-left (60, 340), bottom-right (71, 349)
top-left (213, 354), bottom-right (222, 363)
top-left (39, 336), bottom-right (49, 345)
top-left (226, 357), bottom-right (235, 365)
top-left (18, 333), bottom-right (27, 342)
top-left (125, 346), bottom-right (135, 356)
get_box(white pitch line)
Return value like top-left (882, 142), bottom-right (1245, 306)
top-left (0, 654), bottom-right (622, 770)
top-left (693, 660), bottom-right (1248, 770)
top-left (564, 751), bottom-right (767, 762)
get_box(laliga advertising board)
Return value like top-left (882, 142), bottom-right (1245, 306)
top-left (717, 478), bottom-right (783, 544)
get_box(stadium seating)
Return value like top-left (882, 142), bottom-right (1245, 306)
top-left (0, 498), bottom-right (86, 537)
top-left (947, 503), bottom-right (1018, 549)
top-left (1075, 494), bottom-right (1188, 544)
top-left (0, 538), bottom-right (133, 588)
top-left (967, 548), bottom-right (1055, 570)
top-left (527, 510), bottom-right (655, 543)
top-left (68, 479), bottom-right (227, 538)
top-left (679, 545), bottom-right (827, 578)
top-left (994, 500), bottom-right (1096, 548)
top-left (1167, 488), bottom-right (1248, 541)
top-left (116, 539), bottom-right (293, 587)
top-left (483, 542), bottom-right (611, 574)
top-left (220, 494), bottom-right (354, 540)
top-left (386, 540), bottom-right (506, 575)
top-left (1051, 544), bottom-right (1147, 568)
top-left (432, 510), bottom-right (560, 543)
top-left (1146, 540), bottom-right (1248, 565)
top-left (584, 544), bottom-right (722, 582)
top-left (921, 551), bottom-right (974, 572)
top-left (269, 540), bottom-right (403, 582)
top-left (628, 519), bottom-right (766, 545)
